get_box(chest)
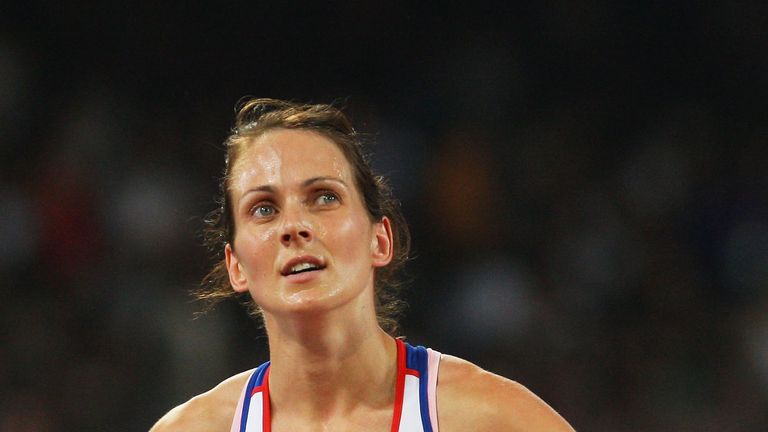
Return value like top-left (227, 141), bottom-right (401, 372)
top-left (232, 341), bottom-right (439, 432)
top-left (236, 375), bottom-right (430, 432)
top-left (270, 406), bottom-right (392, 432)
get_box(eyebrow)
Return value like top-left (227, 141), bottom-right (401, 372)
top-left (240, 177), bottom-right (348, 198)
top-left (241, 185), bottom-right (276, 197)
top-left (301, 176), bottom-right (348, 188)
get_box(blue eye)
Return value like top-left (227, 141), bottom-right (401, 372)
top-left (316, 192), bottom-right (339, 205)
top-left (251, 204), bottom-right (276, 217)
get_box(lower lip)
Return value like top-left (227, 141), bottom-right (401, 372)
top-left (283, 269), bottom-right (324, 283)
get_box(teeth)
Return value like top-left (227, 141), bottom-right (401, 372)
top-left (290, 262), bottom-right (319, 274)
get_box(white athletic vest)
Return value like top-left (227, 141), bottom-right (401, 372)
top-left (230, 339), bottom-right (441, 432)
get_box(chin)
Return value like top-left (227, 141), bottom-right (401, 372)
top-left (277, 284), bottom-right (348, 311)
top-left (273, 283), bottom-right (373, 319)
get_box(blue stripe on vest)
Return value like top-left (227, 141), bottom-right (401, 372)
top-left (405, 343), bottom-right (433, 432)
top-left (240, 361), bottom-right (270, 432)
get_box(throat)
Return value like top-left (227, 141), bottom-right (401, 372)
top-left (265, 331), bottom-right (399, 421)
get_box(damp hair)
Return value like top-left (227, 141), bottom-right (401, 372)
top-left (195, 98), bottom-right (411, 335)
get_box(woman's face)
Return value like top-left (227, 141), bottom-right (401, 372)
top-left (225, 128), bottom-right (393, 319)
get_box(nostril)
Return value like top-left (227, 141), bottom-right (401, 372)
top-left (281, 229), bottom-right (311, 244)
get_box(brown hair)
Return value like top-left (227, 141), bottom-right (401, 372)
top-left (197, 98), bottom-right (410, 335)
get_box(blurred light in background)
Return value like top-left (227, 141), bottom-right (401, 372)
top-left (2, 2), bottom-right (768, 431)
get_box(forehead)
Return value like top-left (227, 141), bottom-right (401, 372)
top-left (230, 128), bottom-right (352, 189)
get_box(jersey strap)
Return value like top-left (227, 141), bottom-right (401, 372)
top-left (230, 340), bottom-right (441, 432)
top-left (230, 361), bottom-right (271, 432)
top-left (396, 339), bottom-right (441, 432)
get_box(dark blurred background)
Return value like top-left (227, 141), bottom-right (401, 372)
top-left (2, 2), bottom-right (768, 431)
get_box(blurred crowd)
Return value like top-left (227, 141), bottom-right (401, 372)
top-left (2, 2), bottom-right (768, 431)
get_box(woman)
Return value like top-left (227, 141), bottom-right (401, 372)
top-left (151, 98), bottom-right (575, 431)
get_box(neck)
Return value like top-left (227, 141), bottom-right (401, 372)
top-left (263, 298), bottom-right (398, 421)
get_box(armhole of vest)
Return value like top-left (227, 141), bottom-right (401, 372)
top-left (426, 348), bottom-right (441, 432)
top-left (232, 365), bottom-right (267, 432)
top-left (229, 368), bottom-right (259, 432)
top-left (230, 370), bottom-right (253, 432)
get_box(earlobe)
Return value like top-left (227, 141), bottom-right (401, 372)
top-left (371, 216), bottom-right (394, 267)
top-left (225, 243), bottom-right (249, 293)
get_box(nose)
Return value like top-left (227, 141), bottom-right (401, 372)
top-left (281, 227), bottom-right (312, 246)
top-left (279, 206), bottom-right (313, 247)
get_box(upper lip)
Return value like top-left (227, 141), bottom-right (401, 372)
top-left (280, 255), bottom-right (326, 276)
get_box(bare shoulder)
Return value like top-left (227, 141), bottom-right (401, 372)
top-left (149, 369), bottom-right (254, 432)
top-left (436, 354), bottom-right (575, 432)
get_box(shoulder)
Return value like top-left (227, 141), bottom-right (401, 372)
top-left (149, 368), bottom-right (254, 432)
top-left (435, 354), bottom-right (575, 432)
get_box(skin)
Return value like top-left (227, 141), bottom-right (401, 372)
top-left (151, 129), bottom-right (575, 432)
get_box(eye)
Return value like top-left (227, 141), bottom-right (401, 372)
top-left (315, 191), bottom-right (340, 206)
top-left (250, 203), bottom-right (277, 218)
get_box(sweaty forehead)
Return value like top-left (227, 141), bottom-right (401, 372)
top-left (230, 128), bottom-right (352, 193)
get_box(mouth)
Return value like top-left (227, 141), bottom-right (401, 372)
top-left (281, 256), bottom-right (327, 276)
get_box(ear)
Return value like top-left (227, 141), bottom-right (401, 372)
top-left (371, 216), bottom-right (394, 268)
top-left (225, 243), bottom-right (249, 293)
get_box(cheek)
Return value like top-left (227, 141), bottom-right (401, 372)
top-left (258, 225), bottom-right (279, 243)
top-left (235, 225), bottom-right (280, 273)
top-left (328, 214), bottom-right (372, 259)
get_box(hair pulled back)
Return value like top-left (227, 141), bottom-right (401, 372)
top-left (197, 98), bottom-right (410, 335)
